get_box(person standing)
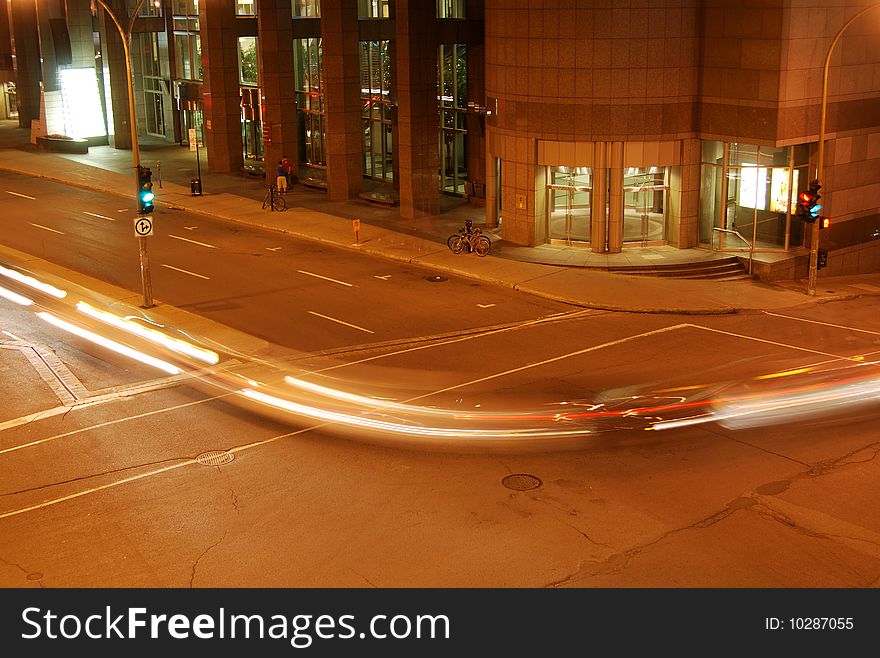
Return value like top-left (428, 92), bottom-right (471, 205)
top-left (281, 155), bottom-right (292, 189)
top-left (275, 160), bottom-right (288, 194)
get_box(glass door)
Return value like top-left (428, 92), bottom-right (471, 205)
top-left (547, 167), bottom-right (591, 244)
top-left (623, 167), bottom-right (668, 245)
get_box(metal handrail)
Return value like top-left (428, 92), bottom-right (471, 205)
top-left (712, 227), bottom-right (753, 274)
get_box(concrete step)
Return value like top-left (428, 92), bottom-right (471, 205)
top-left (609, 256), bottom-right (750, 280)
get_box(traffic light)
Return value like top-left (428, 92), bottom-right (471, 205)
top-left (797, 180), bottom-right (822, 223)
top-left (817, 248), bottom-right (828, 271)
top-left (818, 216), bottom-right (831, 230)
top-left (137, 166), bottom-right (155, 215)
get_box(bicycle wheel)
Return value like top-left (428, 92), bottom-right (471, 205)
top-left (474, 235), bottom-right (491, 257)
top-left (449, 235), bottom-right (465, 254)
top-left (274, 195), bottom-right (287, 211)
top-left (261, 194), bottom-right (269, 209)
top-left (447, 234), bottom-right (462, 252)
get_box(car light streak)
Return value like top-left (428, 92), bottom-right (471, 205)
top-left (36, 312), bottom-right (182, 375)
top-left (0, 264), bottom-right (67, 298)
top-left (0, 285), bottom-right (34, 306)
top-left (76, 301), bottom-right (220, 365)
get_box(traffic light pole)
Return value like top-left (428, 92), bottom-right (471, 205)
top-left (811, 1), bottom-right (880, 296)
top-left (94, 0), bottom-right (154, 308)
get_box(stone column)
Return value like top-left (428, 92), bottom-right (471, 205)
top-left (257, 0), bottom-right (297, 186)
top-left (97, 0), bottom-right (133, 149)
top-left (591, 141), bottom-right (607, 252)
top-left (395, 0), bottom-right (439, 217)
top-left (607, 140), bottom-right (624, 253)
top-left (321, 0), bottom-right (362, 200)
top-left (200, 0), bottom-right (243, 173)
top-left (9, 0), bottom-right (41, 128)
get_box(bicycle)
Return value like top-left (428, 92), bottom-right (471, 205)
top-left (261, 184), bottom-right (286, 212)
top-left (448, 226), bottom-right (490, 257)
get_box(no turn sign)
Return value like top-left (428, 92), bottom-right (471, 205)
top-left (134, 216), bottom-right (154, 237)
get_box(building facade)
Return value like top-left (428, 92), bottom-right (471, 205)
top-left (4, 0), bottom-right (880, 278)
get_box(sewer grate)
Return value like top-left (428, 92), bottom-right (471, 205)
top-left (425, 275), bottom-right (447, 282)
top-left (196, 450), bottom-right (235, 466)
top-left (502, 474), bottom-right (542, 491)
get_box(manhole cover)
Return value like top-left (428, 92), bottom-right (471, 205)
top-left (502, 474), bottom-right (542, 491)
top-left (196, 450), bottom-right (235, 466)
top-left (425, 275), bottom-right (447, 282)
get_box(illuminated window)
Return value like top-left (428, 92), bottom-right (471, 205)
top-left (437, 0), bottom-right (464, 18)
top-left (59, 69), bottom-right (106, 138)
top-left (236, 0), bottom-right (256, 16)
top-left (172, 3), bottom-right (201, 81)
top-left (438, 43), bottom-right (467, 195)
top-left (129, 0), bottom-right (162, 17)
top-left (358, 0), bottom-right (390, 19)
top-left (360, 40), bottom-right (392, 180)
top-left (238, 36), bottom-right (258, 86)
top-left (295, 38), bottom-right (326, 166)
top-left (292, 0), bottom-right (320, 17)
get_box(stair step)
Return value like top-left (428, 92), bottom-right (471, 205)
top-left (608, 256), bottom-right (749, 280)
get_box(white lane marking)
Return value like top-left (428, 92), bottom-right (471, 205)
top-left (183, 226), bottom-right (199, 231)
top-left (30, 223), bottom-right (64, 235)
top-left (0, 392), bottom-right (230, 453)
top-left (116, 209), bottom-right (127, 213)
top-left (265, 247), bottom-right (282, 252)
top-left (2, 330), bottom-right (23, 341)
top-left (401, 324), bottom-right (691, 403)
top-left (478, 303), bottom-right (495, 308)
top-left (763, 311), bottom-right (880, 336)
top-left (309, 311), bottom-right (374, 334)
top-left (297, 270), bottom-right (353, 287)
top-left (168, 234), bottom-right (217, 249)
top-left (6, 191), bottom-right (35, 200)
top-left (161, 263), bottom-right (210, 280)
top-left (687, 324), bottom-right (863, 362)
top-left (83, 211), bottom-right (115, 222)
top-left (374, 275), bottom-right (391, 280)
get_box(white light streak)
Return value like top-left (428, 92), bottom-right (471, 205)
top-left (0, 264), bottom-right (67, 298)
top-left (0, 285), bottom-right (34, 306)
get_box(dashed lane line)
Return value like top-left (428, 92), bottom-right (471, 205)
top-left (763, 311), bottom-right (880, 336)
top-left (297, 270), bottom-right (353, 287)
top-left (30, 223), bottom-right (64, 235)
top-left (161, 263), bottom-right (210, 280)
top-left (83, 211), bottom-right (115, 222)
top-left (6, 191), bottom-right (35, 200)
top-left (168, 234), bottom-right (217, 249)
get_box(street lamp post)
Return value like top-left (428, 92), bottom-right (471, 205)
top-left (92, 0), bottom-right (153, 308)
top-left (810, 1), bottom-right (880, 296)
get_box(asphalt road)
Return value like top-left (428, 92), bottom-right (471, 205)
top-left (1, 171), bottom-right (879, 589)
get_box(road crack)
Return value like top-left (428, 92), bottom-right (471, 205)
top-left (190, 530), bottom-right (228, 588)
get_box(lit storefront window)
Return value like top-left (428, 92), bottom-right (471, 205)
top-left (700, 142), bottom-right (810, 250)
top-left (360, 40), bottom-right (392, 181)
top-left (295, 37), bottom-right (326, 167)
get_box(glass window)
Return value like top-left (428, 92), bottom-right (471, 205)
top-left (295, 38), bottom-right (326, 167)
top-left (438, 43), bottom-right (467, 195)
top-left (360, 40), bottom-right (392, 180)
top-left (292, 0), bottom-right (320, 17)
top-left (358, 0), bottom-right (390, 19)
top-left (130, 0), bottom-right (162, 17)
top-left (238, 37), bottom-right (259, 86)
top-left (700, 142), bottom-right (807, 250)
top-left (547, 167), bottom-right (593, 244)
top-left (171, 0), bottom-right (198, 15)
top-left (623, 167), bottom-right (668, 243)
top-left (172, 4), bottom-right (201, 82)
top-left (236, 0), bottom-right (256, 16)
top-left (437, 0), bottom-right (464, 19)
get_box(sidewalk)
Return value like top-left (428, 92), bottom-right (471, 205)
top-left (1, 121), bottom-right (877, 314)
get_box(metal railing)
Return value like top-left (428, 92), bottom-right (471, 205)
top-left (711, 227), bottom-right (753, 275)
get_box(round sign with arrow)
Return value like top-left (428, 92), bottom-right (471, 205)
top-left (134, 216), bottom-right (154, 237)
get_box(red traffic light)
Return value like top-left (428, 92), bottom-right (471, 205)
top-left (818, 217), bottom-right (831, 229)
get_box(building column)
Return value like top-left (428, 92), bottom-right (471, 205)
top-left (591, 141), bottom-right (607, 253)
top-left (200, 0), bottom-right (243, 173)
top-left (395, 0), bottom-right (439, 217)
top-left (9, 0), bottom-right (41, 129)
top-left (257, 0), bottom-right (297, 187)
top-left (607, 140), bottom-right (624, 253)
top-left (97, 0), bottom-right (133, 149)
top-left (321, 0), bottom-right (362, 201)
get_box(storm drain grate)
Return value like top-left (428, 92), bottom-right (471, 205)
top-left (425, 275), bottom-right (447, 282)
top-left (502, 474), bottom-right (542, 491)
top-left (196, 450), bottom-right (235, 466)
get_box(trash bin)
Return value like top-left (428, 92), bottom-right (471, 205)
top-left (190, 178), bottom-right (202, 196)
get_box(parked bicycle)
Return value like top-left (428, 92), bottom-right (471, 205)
top-left (261, 184), bottom-right (287, 212)
top-left (447, 223), bottom-right (490, 257)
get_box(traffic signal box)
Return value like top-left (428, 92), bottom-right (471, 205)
top-left (817, 248), bottom-right (828, 271)
top-left (796, 180), bottom-right (822, 223)
top-left (137, 166), bottom-right (155, 215)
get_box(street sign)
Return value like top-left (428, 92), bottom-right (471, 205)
top-left (353, 218), bottom-right (361, 246)
top-left (134, 216), bottom-right (153, 237)
top-left (352, 218), bottom-right (361, 231)
top-left (189, 128), bottom-right (197, 152)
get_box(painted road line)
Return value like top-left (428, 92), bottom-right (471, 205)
top-left (374, 275), bottom-right (392, 280)
top-left (169, 234), bottom-right (217, 249)
top-left (478, 303), bottom-right (496, 308)
top-left (30, 223), bottom-right (64, 235)
top-left (763, 311), bottom-right (880, 336)
top-left (161, 263), bottom-right (210, 280)
top-left (183, 226), bottom-right (199, 230)
top-left (686, 324), bottom-right (863, 362)
top-left (309, 311), bottom-right (374, 334)
top-left (265, 247), bottom-right (282, 252)
top-left (298, 270), bottom-right (353, 287)
top-left (2, 330), bottom-right (24, 341)
top-left (6, 191), bottom-right (35, 200)
top-left (83, 211), bottom-right (115, 222)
